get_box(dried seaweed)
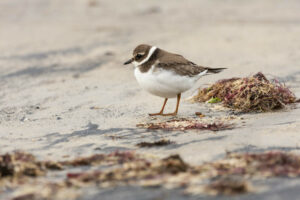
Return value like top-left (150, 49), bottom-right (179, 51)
top-left (67, 154), bottom-right (189, 187)
top-left (61, 151), bottom-right (142, 167)
top-left (191, 72), bottom-right (297, 112)
top-left (0, 152), bottom-right (46, 178)
top-left (137, 118), bottom-right (233, 131)
top-left (65, 151), bottom-right (300, 195)
top-left (11, 182), bottom-right (79, 200)
top-left (0, 151), bottom-right (143, 180)
top-left (223, 151), bottom-right (300, 177)
top-left (1, 151), bottom-right (146, 200)
top-left (12, 193), bottom-right (35, 200)
top-left (205, 176), bottom-right (250, 195)
top-left (136, 139), bottom-right (175, 148)
top-left (4, 151), bottom-right (300, 198)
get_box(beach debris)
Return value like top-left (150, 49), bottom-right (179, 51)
top-left (44, 161), bottom-right (64, 170)
top-left (1, 151), bottom-right (147, 200)
top-left (3, 151), bottom-right (300, 198)
top-left (220, 151), bottom-right (300, 177)
top-left (204, 176), bottom-right (251, 195)
top-left (0, 151), bottom-right (142, 180)
top-left (66, 154), bottom-right (189, 187)
top-left (137, 118), bottom-right (233, 131)
top-left (0, 151), bottom-right (46, 178)
top-left (191, 72), bottom-right (297, 112)
top-left (65, 151), bottom-right (300, 195)
top-left (136, 139), bottom-right (175, 148)
top-left (10, 183), bottom-right (79, 200)
top-left (208, 97), bottom-right (222, 104)
top-left (195, 112), bottom-right (205, 118)
top-left (61, 151), bottom-right (144, 167)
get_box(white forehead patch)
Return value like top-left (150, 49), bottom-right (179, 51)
top-left (134, 46), bottom-right (157, 67)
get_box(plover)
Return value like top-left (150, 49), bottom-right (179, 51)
top-left (124, 44), bottom-right (226, 116)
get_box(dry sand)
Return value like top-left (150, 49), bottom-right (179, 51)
top-left (0, 0), bottom-right (300, 199)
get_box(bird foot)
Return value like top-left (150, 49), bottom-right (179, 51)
top-left (161, 112), bottom-right (177, 116)
top-left (148, 112), bottom-right (163, 116)
top-left (148, 112), bottom-right (177, 116)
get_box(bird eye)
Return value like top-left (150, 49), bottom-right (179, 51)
top-left (136, 54), bottom-right (143, 59)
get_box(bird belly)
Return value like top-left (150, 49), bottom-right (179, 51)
top-left (134, 66), bottom-right (198, 98)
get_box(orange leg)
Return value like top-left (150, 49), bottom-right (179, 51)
top-left (162, 93), bottom-right (181, 116)
top-left (149, 98), bottom-right (168, 116)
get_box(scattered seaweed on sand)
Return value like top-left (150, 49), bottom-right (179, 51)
top-left (220, 151), bottom-right (300, 177)
top-left (136, 139), bottom-right (175, 148)
top-left (137, 118), bottom-right (233, 131)
top-left (0, 151), bottom-right (143, 180)
top-left (10, 183), bottom-right (79, 200)
top-left (1, 152), bottom-right (147, 200)
top-left (191, 72), bottom-right (297, 112)
top-left (0, 151), bottom-right (47, 178)
top-left (61, 151), bottom-right (142, 167)
top-left (66, 154), bottom-right (189, 187)
top-left (4, 151), bottom-right (300, 198)
top-left (204, 176), bottom-right (251, 195)
top-left (66, 151), bottom-right (300, 195)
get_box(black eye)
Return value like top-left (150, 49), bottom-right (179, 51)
top-left (136, 54), bottom-right (142, 59)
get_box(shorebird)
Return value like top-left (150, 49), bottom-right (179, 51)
top-left (124, 44), bottom-right (226, 116)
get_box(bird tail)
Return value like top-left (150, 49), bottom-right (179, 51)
top-left (206, 67), bottom-right (227, 74)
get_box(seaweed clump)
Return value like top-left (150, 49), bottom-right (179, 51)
top-left (0, 152), bottom-right (46, 178)
top-left (67, 154), bottom-right (189, 187)
top-left (222, 151), bottom-right (300, 177)
top-left (136, 118), bottom-right (232, 131)
top-left (191, 72), bottom-right (297, 112)
top-left (61, 151), bottom-right (141, 166)
top-left (136, 139), bottom-right (175, 148)
top-left (0, 151), bottom-right (142, 180)
top-left (204, 176), bottom-right (250, 195)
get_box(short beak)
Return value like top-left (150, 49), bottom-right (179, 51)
top-left (124, 58), bottom-right (133, 65)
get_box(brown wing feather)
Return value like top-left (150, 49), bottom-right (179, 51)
top-left (156, 49), bottom-right (210, 77)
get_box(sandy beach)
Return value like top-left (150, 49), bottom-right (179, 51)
top-left (1, 0), bottom-right (300, 199)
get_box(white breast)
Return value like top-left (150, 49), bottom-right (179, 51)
top-left (134, 65), bottom-right (203, 98)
